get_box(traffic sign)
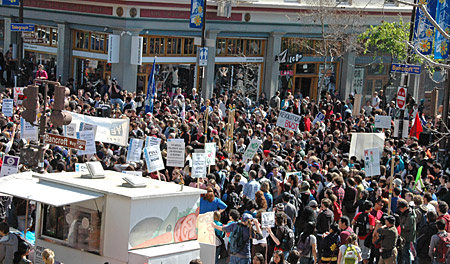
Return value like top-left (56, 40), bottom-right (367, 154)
top-left (391, 63), bottom-right (421, 75)
top-left (198, 47), bottom-right (208, 66)
top-left (396, 87), bottom-right (407, 109)
top-left (23, 38), bottom-right (44, 44)
top-left (10, 23), bottom-right (35, 32)
top-left (44, 133), bottom-right (87, 151)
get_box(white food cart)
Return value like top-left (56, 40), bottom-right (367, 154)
top-left (0, 171), bottom-right (206, 264)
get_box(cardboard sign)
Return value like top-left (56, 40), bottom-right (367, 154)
top-left (374, 115), bottom-right (392, 129)
top-left (192, 153), bottom-right (207, 178)
top-left (145, 136), bottom-right (161, 148)
top-left (261, 212), bottom-right (275, 228)
top-left (2, 99), bottom-right (13, 117)
top-left (276, 110), bottom-right (302, 132)
top-left (63, 123), bottom-right (77, 138)
top-left (285, 171), bottom-right (303, 182)
top-left (76, 130), bottom-right (96, 155)
top-left (364, 148), bottom-right (381, 177)
top-left (80, 122), bottom-right (97, 135)
top-left (75, 163), bottom-right (89, 173)
top-left (0, 155), bottom-right (19, 177)
top-left (126, 138), bottom-right (144, 163)
top-left (20, 118), bottom-right (38, 142)
top-left (167, 139), bottom-right (185, 168)
top-left (197, 212), bottom-right (215, 245)
top-left (312, 112), bottom-right (325, 125)
top-left (143, 145), bottom-right (165, 173)
top-left (13, 87), bottom-right (25, 106)
top-left (243, 139), bottom-right (262, 161)
top-left (205, 143), bottom-right (216, 166)
top-left (352, 94), bottom-right (363, 116)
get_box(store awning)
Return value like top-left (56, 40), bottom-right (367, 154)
top-left (0, 173), bottom-right (103, 207)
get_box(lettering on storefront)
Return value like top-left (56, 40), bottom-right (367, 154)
top-left (24, 0), bottom-right (113, 15)
top-left (140, 9), bottom-right (242, 21)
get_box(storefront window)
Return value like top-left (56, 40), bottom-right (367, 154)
top-left (90, 33), bottom-right (105, 52)
top-left (51, 28), bottom-right (58, 46)
top-left (278, 64), bottom-right (295, 97)
top-left (149, 37), bottom-right (165, 55)
top-left (24, 51), bottom-right (57, 80)
top-left (143, 37), bottom-right (148, 55)
top-left (184, 38), bottom-right (196, 55)
top-left (214, 63), bottom-right (261, 99)
top-left (216, 38), bottom-right (226, 55)
top-left (73, 30), bottom-right (108, 53)
top-left (42, 204), bottom-right (101, 255)
top-left (246, 39), bottom-right (262, 56)
top-left (295, 63), bottom-right (316, 74)
top-left (73, 58), bottom-right (110, 85)
top-left (137, 64), bottom-right (196, 95)
top-left (227, 39), bottom-right (244, 55)
top-left (75, 31), bottom-right (89, 50)
top-left (167, 37), bottom-right (182, 55)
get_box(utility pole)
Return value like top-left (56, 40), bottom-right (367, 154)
top-left (439, 76), bottom-right (449, 164)
top-left (18, 0), bottom-right (24, 71)
top-left (199, 0), bottom-right (208, 102)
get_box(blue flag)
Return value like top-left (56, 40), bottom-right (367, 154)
top-left (189, 0), bottom-right (204, 29)
top-left (413, 0), bottom-right (437, 55)
top-left (145, 57), bottom-right (157, 114)
top-left (434, 0), bottom-right (450, 59)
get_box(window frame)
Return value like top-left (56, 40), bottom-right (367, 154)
top-left (73, 30), bottom-right (108, 54)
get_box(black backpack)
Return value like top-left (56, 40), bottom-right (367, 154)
top-left (281, 226), bottom-right (295, 251)
top-left (355, 213), bottom-right (369, 237)
top-left (226, 192), bottom-right (241, 210)
top-left (229, 223), bottom-right (248, 254)
top-left (269, 96), bottom-right (278, 108)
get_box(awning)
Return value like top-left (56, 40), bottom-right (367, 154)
top-left (0, 173), bottom-right (103, 207)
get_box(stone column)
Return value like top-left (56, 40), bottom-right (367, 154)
top-left (3, 17), bottom-right (12, 53)
top-left (56, 23), bottom-right (71, 84)
top-left (111, 29), bottom-right (141, 92)
top-left (201, 30), bottom-right (220, 100)
top-left (340, 51), bottom-right (356, 100)
top-left (263, 32), bottom-right (284, 99)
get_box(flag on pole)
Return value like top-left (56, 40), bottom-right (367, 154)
top-left (145, 57), bottom-right (157, 114)
top-left (409, 112), bottom-right (423, 139)
top-left (413, 0), bottom-right (437, 55)
top-left (434, 0), bottom-right (450, 59)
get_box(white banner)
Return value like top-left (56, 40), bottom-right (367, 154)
top-left (76, 130), bottom-right (96, 155)
top-left (0, 155), bottom-right (19, 177)
top-left (130, 36), bottom-right (143, 65)
top-left (145, 136), bottom-right (161, 148)
top-left (349, 133), bottom-right (385, 160)
top-left (192, 153), bottom-right (207, 178)
top-left (127, 138), bottom-right (144, 163)
top-left (143, 145), bottom-right (164, 173)
top-left (2, 99), bottom-right (13, 117)
top-left (108, 35), bottom-right (120, 64)
top-left (13, 87), bottom-right (24, 106)
top-left (205, 143), bottom-right (216, 166)
top-left (167, 139), bottom-right (185, 168)
top-left (276, 110), bottom-right (301, 132)
top-left (364, 148), bottom-right (381, 177)
top-left (20, 118), bottom-right (38, 141)
top-left (67, 111), bottom-right (130, 146)
top-left (243, 139), bottom-right (262, 161)
top-left (374, 115), bottom-right (391, 129)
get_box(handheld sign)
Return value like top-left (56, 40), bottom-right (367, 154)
top-left (2, 99), bottom-right (13, 117)
top-left (192, 153), bottom-right (207, 178)
top-left (374, 115), bottom-right (391, 129)
top-left (312, 112), bottom-right (325, 125)
top-left (126, 138), bottom-right (144, 163)
top-left (167, 139), bottom-right (186, 167)
top-left (364, 148), bottom-right (381, 177)
top-left (205, 143), bottom-right (216, 166)
top-left (276, 110), bottom-right (302, 132)
top-left (243, 139), bottom-right (262, 161)
top-left (0, 155), bottom-right (19, 177)
top-left (143, 145), bottom-right (164, 173)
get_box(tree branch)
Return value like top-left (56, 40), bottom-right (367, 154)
top-left (405, 41), bottom-right (450, 69)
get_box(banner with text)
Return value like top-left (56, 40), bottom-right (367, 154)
top-left (243, 139), bottom-right (262, 161)
top-left (276, 110), bottom-right (301, 132)
top-left (192, 152), bottom-right (207, 178)
top-left (127, 138), bottom-right (144, 163)
top-left (167, 139), bottom-right (186, 167)
top-left (143, 145), bottom-right (165, 173)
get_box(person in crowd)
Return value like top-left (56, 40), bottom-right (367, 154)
top-left (337, 233), bottom-right (361, 264)
top-left (428, 219), bottom-right (450, 263)
top-left (397, 199), bottom-right (416, 264)
top-left (199, 187), bottom-right (227, 214)
top-left (0, 222), bottom-right (18, 264)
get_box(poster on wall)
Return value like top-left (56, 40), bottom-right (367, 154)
top-left (353, 67), bottom-right (365, 95)
top-left (197, 212), bottom-right (215, 245)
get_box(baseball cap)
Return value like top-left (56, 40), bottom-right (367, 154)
top-left (308, 200), bottom-right (318, 208)
top-left (242, 213), bottom-right (254, 222)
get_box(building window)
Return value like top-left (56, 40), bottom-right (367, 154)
top-left (167, 37), bottom-right (182, 55)
top-left (184, 38), bottom-right (197, 55)
top-left (41, 204), bottom-right (102, 255)
top-left (246, 39), bottom-right (262, 56)
top-left (215, 38), bottom-right (265, 56)
top-left (149, 37), bottom-right (165, 55)
top-left (143, 37), bottom-right (148, 55)
top-left (216, 38), bottom-right (226, 55)
top-left (142, 36), bottom-right (197, 56)
top-left (75, 31), bottom-right (89, 50)
top-left (90, 33), bottom-right (106, 52)
top-left (73, 30), bottom-right (108, 53)
top-left (227, 39), bottom-right (244, 55)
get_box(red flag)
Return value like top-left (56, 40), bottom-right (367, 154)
top-left (409, 112), bottom-right (423, 139)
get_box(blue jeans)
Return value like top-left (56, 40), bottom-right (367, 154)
top-left (230, 255), bottom-right (251, 264)
top-left (110, 98), bottom-right (124, 110)
top-left (401, 244), bottom-right (412, 264)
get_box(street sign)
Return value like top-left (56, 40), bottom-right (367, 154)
top-left (391, 63), bottom-right (421, 75)
top-left (396, 87), bottom-right (407, 109)
top-left (23, 38), bottom-right (44, 44)
top-left (198, 47), bottom-right (208, 66)
top-left (10, 23), bottom-right (35, 32)
top-left (44, 133), bottom-right (87, 151)
top-left (2, 0), bottom-right (19, 6)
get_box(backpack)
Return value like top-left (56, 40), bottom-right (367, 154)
top-left (355, 213), bottom-right (369, 237)
top-left (229, 223), bottom-right (248, 255)
top-left (297, 235), bottom-right (311, 256)
top-left (343, 244), bottom-right (358, 264)
top-left (415, 206), bottom-right (427, 231)
top-left (280, 226), bottom-right (295, 251)
top-left (269, 96), bottom-right (278, 108)
top-left (11, 231), bottom-right (32, 252)
top-left (226, 192), bottom-right (241, 210)
top-left (436, 232), bottom-right (450, 263)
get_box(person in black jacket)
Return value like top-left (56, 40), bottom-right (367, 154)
top-left (416, 211), bottom-right (438, 264)
top-left (316, 198), bottom-right (334, 259)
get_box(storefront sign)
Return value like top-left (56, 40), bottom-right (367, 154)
top-left (108, 35), bottom-right (120, 64)
top-left (391, 63), bottom-right (421, 75)
top-left (276, 49), bottom-right (303, 64)
top-left (2, 99), bottom-right (13, 117)
top-left (280, 70), bottom-right (294, 76)
top-left (192, 152), bottom-right (207, 178)
top-left (167, 139), bottom-right (185, 168)
top-left (143, 145), bottom-right (165, 173)
top-left (276, 110), bottom-right (302, 132)
top-left (130, 36), bottom-right (143, 65)
top-left (126, 138), bottom-right (144, 163)
top-left (0, 155), bottom-right (19, 177)
top-left (23, 38), bottom-right (44, 44)
top-left (10, 23), bottom-right (34, 32)
top-left (353, 67), bottom-right (364, 94)
top-left (2, 0), bottom-right (19, 6)
top-left (190, 0), bottom-right (204, 29)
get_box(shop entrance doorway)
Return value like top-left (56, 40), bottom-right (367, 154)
top-left (294, 77), bottom-right (317, 100)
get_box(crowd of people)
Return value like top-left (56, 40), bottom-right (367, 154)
top-left (0, 63), bottom-right (449, 264)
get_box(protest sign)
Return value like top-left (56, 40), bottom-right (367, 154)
top-left (276, 110), bottom-right (302, 132)
top-left (0, 155), bottom-right (19, 177)
top-left (197, 212), bottom-right (215, 245)
top-left (374, 115), bottom-right (391, 129)
top-left (312, 112), bottom-right (325, 125)
top-left (20, 118), bottom-right (38, 141)
top-left (261, 212), bottom-right (275, 228)
top-left (145, 136), bottom-right (161, 148)
top-left (75, 163), bottom-right (89, 173)
top-left (243, 139), bottom-right (262, 160)
top-left (80, 122), bottom-right (97, 135)
top-left (352, 94), bottom-right (362, 116)
top-left (285, 171), bottom-right (302, 182)
top-left (126, 138), bottom-right (144, 163)
top-left (167, 139), bottom-right (185, 167)
top-left (364, 148), bottom-right (381, 177)
top-left (68, 111), bottom-right (130, 146)
top-left (205, 143), bottom-right (216, 166)
top-left (192, 153), bottom-right (207, 178)
top-left (63, 123), bottom-right (77, 138)
top-left (349, 133), bottom-right (385, 160)
top-left (76, 130), bottom-right (96, 155)
top-left (13, 87), bottom-right (25, 106)
top-left (122, 171), bottom-right (143, 177)
top-left (143, 145), bottom-right (165, 173)
top-left (2, 99), bottom-right (13, 117)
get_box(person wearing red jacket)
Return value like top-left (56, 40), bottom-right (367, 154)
top-left (437, 201), bottom-right (450, 232)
